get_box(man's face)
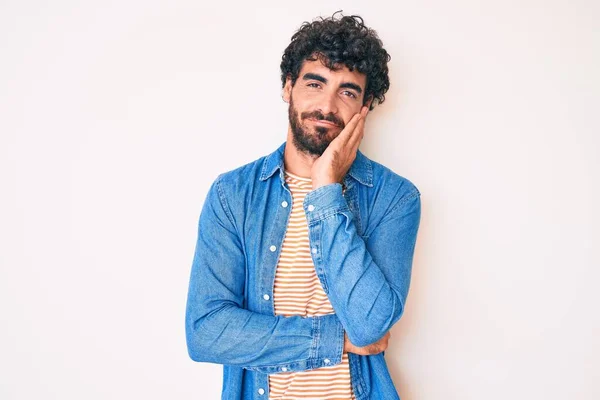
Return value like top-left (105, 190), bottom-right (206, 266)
top-left (284, 58), bottom-right (369, 156)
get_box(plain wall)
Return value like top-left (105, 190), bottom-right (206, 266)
top-left (1, 1), bottom-right (598, 399)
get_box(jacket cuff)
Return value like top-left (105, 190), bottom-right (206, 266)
top-left (309, 313), bottom-right (345, 369)
top-left (303, 183), bottom-right (349, 225)
top-left (245, 314), bottom-right (345, 374)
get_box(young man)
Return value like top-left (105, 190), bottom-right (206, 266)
top-left (185, 13), bottom-right (421, 400)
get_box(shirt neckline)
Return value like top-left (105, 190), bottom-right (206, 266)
top-left (284, 170), bottom-right (312, 182)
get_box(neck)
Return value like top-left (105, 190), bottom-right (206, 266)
top-left (283, 126), bottom-right (317, 178)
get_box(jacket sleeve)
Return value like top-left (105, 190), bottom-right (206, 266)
top-left (303, 182), bottom-right (421, 347)
top-left (185, 175), bottom-right (345, 374)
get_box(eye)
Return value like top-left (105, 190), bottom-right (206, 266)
top-left (307, 82), bottom-right (321, 88)
top-left (342, 90), bottom-right (357, 99)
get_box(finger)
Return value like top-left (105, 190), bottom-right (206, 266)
top-left (349, 107), bottom-right (367, 140)
top-left (336, 112), bottom-right (362, 146)
top-left (347, 114), bottom-right (366, 151)
top-left (361, 106), bottom-right (369, 118)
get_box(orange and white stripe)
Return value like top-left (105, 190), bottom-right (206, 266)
top-left (268, 171), bottom-right (355, 400)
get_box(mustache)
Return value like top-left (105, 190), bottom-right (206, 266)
top-left (300, 110), bottom-right (345, 128)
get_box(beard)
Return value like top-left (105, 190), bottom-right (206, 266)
top-left (288, 95), bottom-right (345, 157)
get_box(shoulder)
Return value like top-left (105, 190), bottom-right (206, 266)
top-left (214, 142), bottom-right (285, 192)
top-left (362, 152), bottom-right (421, 207)
top-left (212, 154), bottom-right (267, 194)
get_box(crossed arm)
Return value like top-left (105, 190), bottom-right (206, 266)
top-left (185, 174), bottom-right (421, 374)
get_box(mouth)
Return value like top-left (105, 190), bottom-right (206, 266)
top-left (307, 118), bottom-right (340, 128)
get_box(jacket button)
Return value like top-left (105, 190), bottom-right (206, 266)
top-left (281, 201), bottom-right (288, 208)
top-left (281, 367), bottom-right (288, 372)
top-left (269, 245), bottom-right (276, 252)
top-left (307, 204), bottom-right (315, 212)
top-left (258, 388), bottom-right (265, 395)
top-left (263, 294), bottom-right (270, 300)
top-left (324, 358), bottom-right (331, 364)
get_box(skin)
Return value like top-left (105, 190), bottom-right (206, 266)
top-left (282, 57), bottom-right (390, 355)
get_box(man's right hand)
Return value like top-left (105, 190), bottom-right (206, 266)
top-left (343, 331), bottom-right (390, 355)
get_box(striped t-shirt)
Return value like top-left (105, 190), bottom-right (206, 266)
top-left (268, 171), bottom-right (355, 400)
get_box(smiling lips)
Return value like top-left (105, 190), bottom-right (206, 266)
top-left (307, 118), bottom-right (341, 128)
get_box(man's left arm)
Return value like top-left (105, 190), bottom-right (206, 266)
top-left (303, 182), bottom-right (421, 348)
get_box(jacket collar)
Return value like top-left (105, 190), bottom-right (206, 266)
top-left (259, 141), bottom-right (373, 187)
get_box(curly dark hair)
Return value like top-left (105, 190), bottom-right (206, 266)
top-left (280, 11), bottom-right (391, 110)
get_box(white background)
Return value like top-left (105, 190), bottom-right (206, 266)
top-left (1, 1), bottom-right (599, 399)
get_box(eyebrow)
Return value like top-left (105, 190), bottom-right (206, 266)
top-left (339, 82), bottom-right (363, 95)
top-left (302, 73), bottom-right (363, 95)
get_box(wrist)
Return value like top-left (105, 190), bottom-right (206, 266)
top-left (311, 177), bottom-right (340, 190)
top-left (343, 332), bottom-right (351, 353)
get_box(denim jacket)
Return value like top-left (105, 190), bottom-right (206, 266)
top-left (185, 141), bottom-right (421, 399)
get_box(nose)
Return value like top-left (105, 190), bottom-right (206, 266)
top-left (317, 91), bottom-right (338, 116)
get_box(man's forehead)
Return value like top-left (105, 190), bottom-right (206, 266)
top-left (298, 59), bottom-right (367, 87)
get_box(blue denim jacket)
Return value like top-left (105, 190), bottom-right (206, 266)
top-left (185, 142), bottom-right (421, 399)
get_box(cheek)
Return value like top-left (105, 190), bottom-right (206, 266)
top-left (340, 109), bottom-right (359, 125)
top-left (291, 93), bottom-right (313, 110)
top-left (339, 100), bottom-right (362, 120)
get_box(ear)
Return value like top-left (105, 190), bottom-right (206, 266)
top-left (282, 75), bottom-right (292, 103)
